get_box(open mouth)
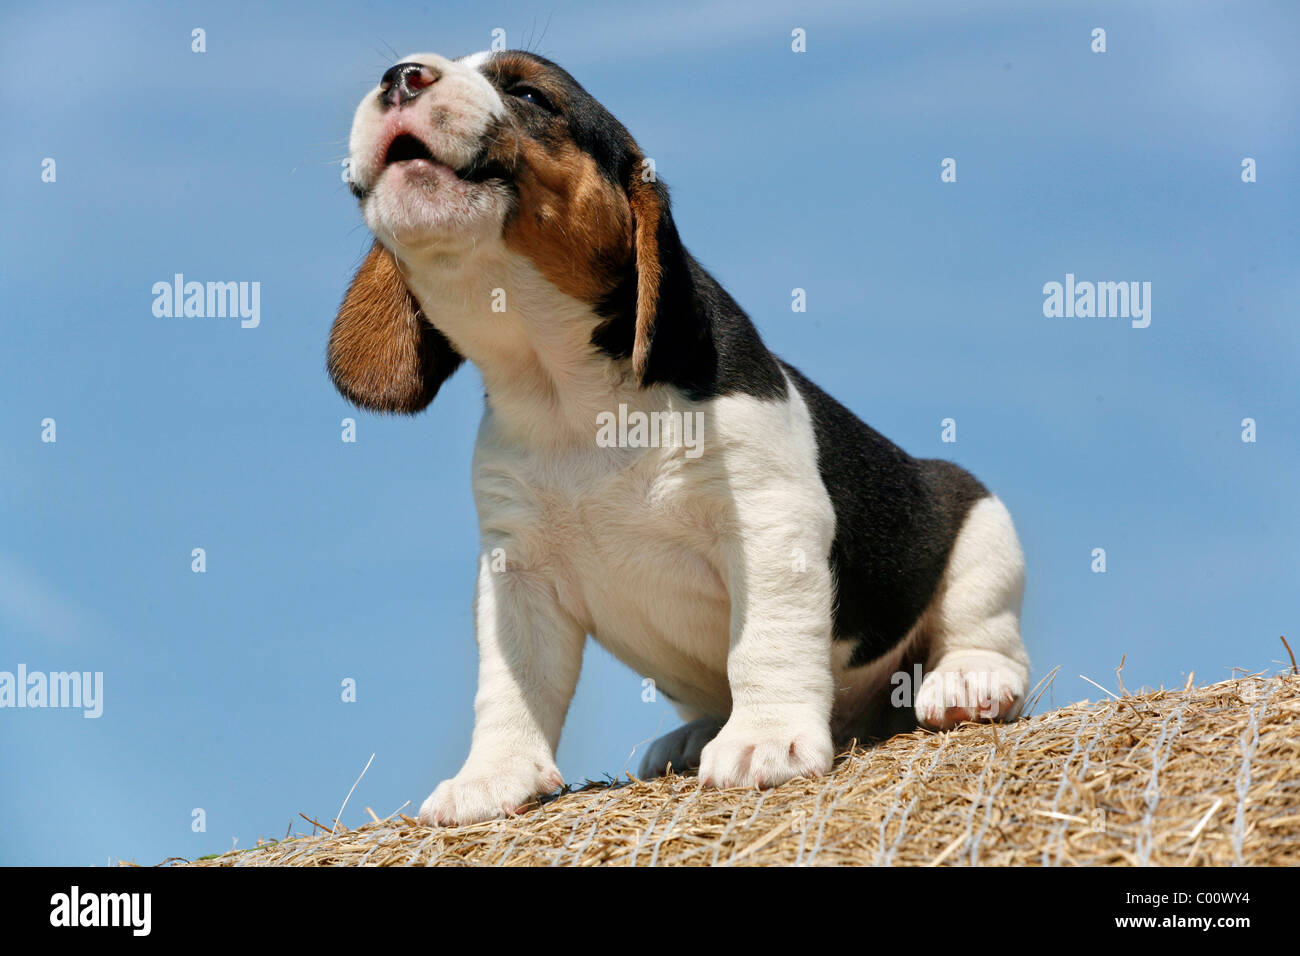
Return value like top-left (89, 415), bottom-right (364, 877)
top-left (383, 133), bottom-right (442, 167)
top-left (365, 130), bottom-right (508, 198)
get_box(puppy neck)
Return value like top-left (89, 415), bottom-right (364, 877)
top-left (395, 242), bottom-right (655, 449)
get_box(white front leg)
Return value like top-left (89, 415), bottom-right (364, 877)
top-left (419, 552), bottom-right (585, 826)
top-left (698, 486), bottom-right (837, 789)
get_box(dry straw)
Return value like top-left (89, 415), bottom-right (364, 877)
top-left (175, 672), bottom-right (1299, 867)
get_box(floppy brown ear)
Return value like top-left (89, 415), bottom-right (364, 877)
top-left (624, 175), bottom-right (703, 389)
top-left (328, 241), bottom-right (462, 414)
top-left (626, 177), bottom-right (664, 384)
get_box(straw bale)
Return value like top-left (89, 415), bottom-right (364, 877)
top-left (174, 674), bottom-right (1300, 867)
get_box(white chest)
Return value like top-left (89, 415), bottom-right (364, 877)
top-left (472, 426), bottom-right (737, 713)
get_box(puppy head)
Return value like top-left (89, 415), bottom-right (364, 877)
top-left (331, 50), bottom-right (690, 413)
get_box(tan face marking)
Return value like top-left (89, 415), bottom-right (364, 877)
top-left (501, 137), bottom-right (634, 304)
top-left (469, 53), bottom-right (638, 306)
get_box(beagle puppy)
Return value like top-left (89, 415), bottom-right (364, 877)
top-left (331, 50), bottom-right (1030, 826)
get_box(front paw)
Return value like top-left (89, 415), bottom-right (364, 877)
top-left (639, 715), bottom-right (725, 778)
top-left (418, 757), bottom-right (564, 826)
top-left (698, 709), bottom-right (832, 789)
top-left (915, 650), bottom-right (1027, 730)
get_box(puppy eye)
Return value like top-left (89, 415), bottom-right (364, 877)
top-left (509, 85), bottom-right (554, 111)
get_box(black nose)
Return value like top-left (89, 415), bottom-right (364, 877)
top-left (378, 62), bottom-right (439, 107)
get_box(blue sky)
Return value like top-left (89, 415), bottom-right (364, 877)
top-left (1, 0), bottom-right (1296, 866)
